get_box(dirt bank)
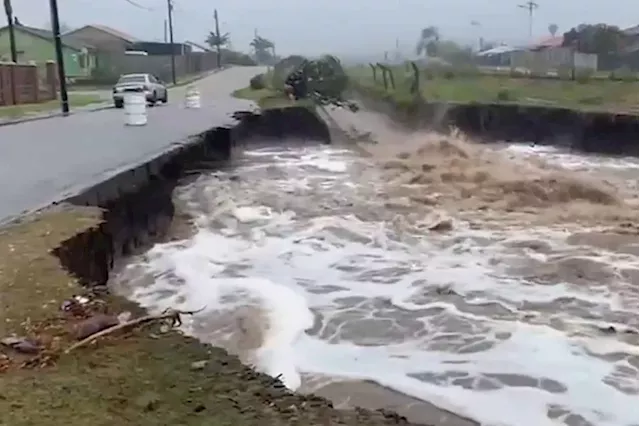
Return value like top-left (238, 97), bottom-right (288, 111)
top-left (0, 107), bottom-right (423, 426)
top-left (352, 86), bottom-right (639, 156)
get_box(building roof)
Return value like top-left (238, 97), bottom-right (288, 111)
top-left (530, 36), bottom-right (564, 49)
top-left (477, 45), bottom-right (521, 56)
top-left (63, 25), bottom-right (138, 43)
top-left (623, 25), bottom-right (639, 36)
top-left (184, 41), bottom-right (212, 52)
top-left (0, 24), bottom-right (89, 51)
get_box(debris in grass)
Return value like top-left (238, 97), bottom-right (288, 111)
top-left (1, 336), bottom-right (40, 354)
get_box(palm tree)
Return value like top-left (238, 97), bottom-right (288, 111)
top-left (250, 36), bottom-right (275, 64)
top-left (548, 23), bottom-right (559, 37)
top-left (205, 31), bottom-right (230, 49)
top-left (416, 26), bottom-right (440, 57)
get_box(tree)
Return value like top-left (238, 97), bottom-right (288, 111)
top-left (548, 23), bottom-right (558, 37)
top-left (433, 40), bottom-right (473, 64)
top-left (205, 31), bottom-right (230, 49)
top-left (250, 35), bottom-right (275, 64)
top-left (416, 26), bottom-right (440, 57)
top-left (562, 23), bottom-right (626, 54)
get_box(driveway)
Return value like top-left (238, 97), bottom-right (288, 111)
top-left (0, 66), bottom-right (266, 223)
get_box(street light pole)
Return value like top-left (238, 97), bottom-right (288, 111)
top-left (518, 1), bottom-right (539, 40)
top-left (166, 0), bottom-right (176, 84)
top-left (471, 20), bottom-right (482, 51)
top-left (4, 0), bottom-right (18, 105)
top-left (214, 9), bottom-right (221, 68)
top-left (49, 0), bottom-right (69, 114)
top-left (3, 0), bottom-right (17, 62)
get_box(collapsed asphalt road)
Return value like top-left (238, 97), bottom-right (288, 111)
top-left (0, 66), bottom-right (267, 224)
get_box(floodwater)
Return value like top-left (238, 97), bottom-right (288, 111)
top-left (112, 109), bottom-right (639, 426)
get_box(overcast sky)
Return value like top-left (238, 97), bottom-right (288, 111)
top-left (4, 0), bottom-right (639, 56)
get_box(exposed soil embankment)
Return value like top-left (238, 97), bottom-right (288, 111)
top-left (353, 89), bottom-right (639, 156)
top-left (0, 106), bottom-right (423, 426)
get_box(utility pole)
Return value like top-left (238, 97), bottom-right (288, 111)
top-left (518, 1), bottom-right (539, 40)
top-left (471, 20), bottom-right (482, 51)
top-left (214, 9), bottom-right (221, 68)
top-left (163, 19), bottom-right (168, 42)
top-left (4, 0), bottom-right (17, 62)
top-left (253, 28), bottom-right (258, 58)
top-left (166, 0), bottom-right (176, 84)
top-left (49, 0), bottom-right (69, 114)
top-left (3, 0), bottom-right (18, 105)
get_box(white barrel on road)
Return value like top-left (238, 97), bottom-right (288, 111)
top-left (184, 86), bottom-right (201, 109)
top-left (124, 92), bottom-right (148, 126)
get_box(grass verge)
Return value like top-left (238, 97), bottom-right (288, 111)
top-left (349, 65), bottom-right (639, 114)
top-left (232, 86), bottom-right (303, 110)
top-left (0, 208), bottom-right (418, 426)
top-left (0, 94), bottom-right (104, 119)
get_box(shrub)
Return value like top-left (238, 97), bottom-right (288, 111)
top-left (443, 69), bottom-right (455, 79)
top-left (578, 95), bottom-right (604, 105)
top-left (509, 69), bottom-right (528, 79)
top-left (496, 88), bottom-right (513, 102)
top-left (249, 74), bottom-right (266, 90)
top-left (608, 67), bottom-right (639, 82)
top-left (575, 69), bottom-right (594, 84)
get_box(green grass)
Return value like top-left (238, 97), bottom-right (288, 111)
top-left (0, 208), bottom-right (419, 426)
top-left (232, 86), bottom-right (315, 110)
top-left (349, 65), bottom-right (639, 114)
top-left (0, 94), bottom-right (104, 119)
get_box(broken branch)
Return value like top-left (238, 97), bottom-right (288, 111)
top-left (64, 307), bottom-right (205, 354)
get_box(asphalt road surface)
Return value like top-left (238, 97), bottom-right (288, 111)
top-left (0, 66), bottom-right (267, 224)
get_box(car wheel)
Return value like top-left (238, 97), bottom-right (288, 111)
top-left (148, 92), bottom-right (157, 107)
top-left (161, 91), bottom-right (168, 103)
top-left (114, 99), bottom-right (124, 108)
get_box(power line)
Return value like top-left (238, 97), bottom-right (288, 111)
top-left (122, 0), bottom-right (154, 11)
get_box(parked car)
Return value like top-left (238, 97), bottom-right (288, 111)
top-left (112, 73), bottom-right (168, 108)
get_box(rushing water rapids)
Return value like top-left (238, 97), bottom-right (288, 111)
top-left (112, 114), bottom-right (638, 426)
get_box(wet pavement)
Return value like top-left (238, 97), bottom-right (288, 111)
top-left (0, 66), bottom-right (266, 224)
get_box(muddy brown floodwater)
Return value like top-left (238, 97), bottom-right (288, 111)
top-left (112, 107), bottom-right (638, 426)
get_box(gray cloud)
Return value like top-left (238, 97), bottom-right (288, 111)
top-left (5, 0), bottom-right (639, 56)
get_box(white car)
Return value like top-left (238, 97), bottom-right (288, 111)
top-left (112, 73), bottom-right (168, 108)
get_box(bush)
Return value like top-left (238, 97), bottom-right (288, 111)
top-left (578, 95), bottom-right (604, 105)
top-left (496, 88), bottom-right (513, 102)
top-left (249, 74), bottom-right (266, 90)
top-left (575, 69), bottom-right (594, 84)
top-left (443, 69), bottom-right (455, 79)
top-left (508, 69), bottom-right (525, 79)
top-left (221, 49), bottom-right (257, 66)
top-left (608, 67), bottom-right (639, 82)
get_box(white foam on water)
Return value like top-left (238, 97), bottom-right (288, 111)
top-left (117, 145), bottom-right (639, 426)
top-left (503, 143), bottom-right (639, 171)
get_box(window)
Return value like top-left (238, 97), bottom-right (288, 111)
top-left (117, 75), bottom-right (147, 84)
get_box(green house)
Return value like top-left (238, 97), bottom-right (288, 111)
top-left (0, 24), bottom-right (95, 78)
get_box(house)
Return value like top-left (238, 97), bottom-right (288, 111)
top-left (529, 36), bottom-right (564, 50)
top-left (63, 24), bottom-right (138, 52)
top-left (476, 45), bottom-right (522, 67)
top-left (0, 23), bottom-right (95, 78)
top-left (129, 41), bottom-right (192, 55)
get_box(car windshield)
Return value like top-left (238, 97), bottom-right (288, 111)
top-left (117, 75), bottom-right (147, 84)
